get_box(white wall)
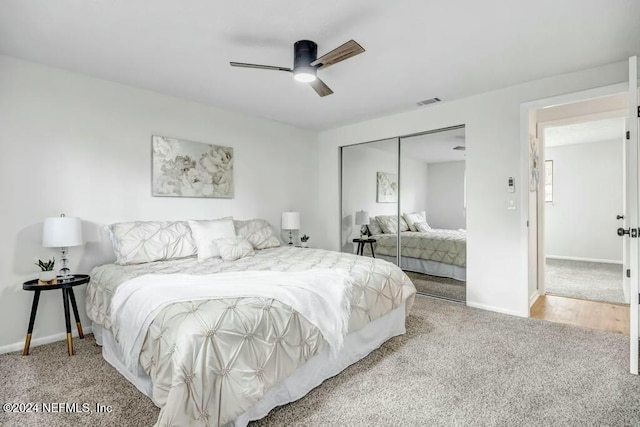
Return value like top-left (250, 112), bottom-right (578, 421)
top-left (544, 139), bottom-right (623, 263)
top-left (400, 154), bottom-right (430, 218)
top-left (427, 161), bottom-right (466, 229)
top-left (0, 55), bottom-right (318, 351)
top-left (316, 60), bottom-right (627, 317)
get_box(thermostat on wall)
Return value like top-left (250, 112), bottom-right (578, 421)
top-left (508, 177), bottom-right (515, 193)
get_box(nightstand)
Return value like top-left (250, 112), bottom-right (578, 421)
top-left (22, 274), bottom-right (90, 356)
top-left (353, 238), bottom-right (376, 258)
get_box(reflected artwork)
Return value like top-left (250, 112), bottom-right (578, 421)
top-left (376, 172), bottom-right (397, 203)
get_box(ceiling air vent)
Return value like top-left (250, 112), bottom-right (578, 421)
top-left (416, 97), bottom-right (441, 107)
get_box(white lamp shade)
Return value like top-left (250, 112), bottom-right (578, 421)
top-left (42, 216), bottom-right (83, 247)
top-left (355, 211), bottom-right (369, 225)
top-left (281, 212), bottom-right (300, 230)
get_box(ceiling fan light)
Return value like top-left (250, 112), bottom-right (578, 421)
top-left (293, 66), bottom-right (317, 82)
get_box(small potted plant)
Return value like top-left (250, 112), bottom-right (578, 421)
top-left (300, 234), bottom-right (310, 248)
top-left (36, 258), bottom-right (57, 285)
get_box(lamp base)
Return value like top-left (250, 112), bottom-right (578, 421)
top-left (59, 248), bottom-right (74, 281)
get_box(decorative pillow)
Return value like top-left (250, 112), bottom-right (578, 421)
top-left (403, 211), bottom-right (427, 232)
top-left (234, 219), bottom-right (280, 249)
top-left (108, 221), bottom-right (197, 265)
top-left (188, 217), bottom-right (236, 260)
top-left (375, 215), bottom-right (409, 234)
top-left (414, 222), bottom-right (431, 232)
top-left (214, 237), bottom-right (255, 261)
top-left (368, 218), bottom-right (383, 235)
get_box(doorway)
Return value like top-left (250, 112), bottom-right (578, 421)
top-left (529, 92), bottom-right (630, 334)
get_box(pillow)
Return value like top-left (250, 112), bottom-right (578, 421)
top-left (414, 222), bottom-right (431, 232)
top-left (375, 215), bottom-right (409, 234)
top-left (368, 218), bottom-right (383, 235)
top-left (108, 221), bottom-right (197, 265)
top-left (188, 218), bottom-right (236, 260)
top-left (234, 219), bottom-right (280, 249)
top-left (403, 211), bottom-right (427, 232)
top-left (214, 237), bottom-right (255, 261)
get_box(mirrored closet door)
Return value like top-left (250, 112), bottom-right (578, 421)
top-left (340, 138), bottom-right (399, 264)
top-left (399, 126), bottom-right (466, 301)
top-left (340, 127), bottom-right (467, 302)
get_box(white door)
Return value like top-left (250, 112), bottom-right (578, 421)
top-left (628, 56), bottom-right (639, 375)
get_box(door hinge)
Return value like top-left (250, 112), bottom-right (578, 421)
top-left (628, 130), bottom-right (631, 140)
top-left (628, 269), bottom-right (631, 278)
top-left (637, 106), bottom-right (640, 118)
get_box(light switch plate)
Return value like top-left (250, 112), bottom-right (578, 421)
top-left (507, 199), bottom-right (516, 210)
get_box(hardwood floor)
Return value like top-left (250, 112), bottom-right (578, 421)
top-left (531, 294), bottom-right (629, 335)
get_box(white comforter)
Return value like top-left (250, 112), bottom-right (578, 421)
top-left (87, 247), bottom-right (416, 426)
top-left (110, 269), bottom-right (354, 373)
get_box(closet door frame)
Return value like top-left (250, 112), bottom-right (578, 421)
top-left (339, 124), bottom-right (465, 267)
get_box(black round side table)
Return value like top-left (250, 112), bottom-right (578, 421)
top-left (22, 274), bottom-right (90, 356)
top-left (352, 238), bottom-right (376, 257)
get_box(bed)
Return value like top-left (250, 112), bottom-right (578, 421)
top-left (364, 229), bottom-right (467, 281)
top-left (86, 219), bottom-right (416, 426)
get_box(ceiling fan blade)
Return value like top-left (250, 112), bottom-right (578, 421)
top-left (309, 77), bottom-right (334, 97)
top-left (310, 40), bottom-right (365, 70)
top-left (230, 62), bottom-right (292, 72)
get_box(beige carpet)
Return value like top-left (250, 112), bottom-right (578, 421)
top-left (405, 271), bottom-right (466, 301)
top-left (2, 296), bottom-right (640, 426)
top-left (546, 258), bottom-right (624, 304)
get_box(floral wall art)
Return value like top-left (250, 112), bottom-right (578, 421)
top-left (376, 172), bottom-right (398, 203)
top-left (152, 135), bottom-right (234, 198)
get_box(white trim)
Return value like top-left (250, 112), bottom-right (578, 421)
top-left (545, 255), bottom-right (623, 265)
top-left (0, 326), bottom-right (92, 355)
top-left (466, 301), bottom-right (524, 318)
top-left (529, 290), bottom-right (540, 308)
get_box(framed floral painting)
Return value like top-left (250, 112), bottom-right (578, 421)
top-left (376, 172), bottom-right (398, 203)
top-left (152, 135), bottom-right (234, 198)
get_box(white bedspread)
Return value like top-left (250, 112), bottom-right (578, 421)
top-left (110, 269), bottom-right (354, 373)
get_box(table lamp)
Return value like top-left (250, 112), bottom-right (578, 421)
top-left (281, 211), bottom-right (300, 245)
top-left (42, 214), bottom-right (83, 280)
top-left (355, 210), bottom-right (370, 239)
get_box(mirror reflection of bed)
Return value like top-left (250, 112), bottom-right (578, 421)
top-left (340, 126), bottom-right (466, 302)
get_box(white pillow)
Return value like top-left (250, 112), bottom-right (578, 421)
top-left (214, 237), bottom-right (255, 261)
top-left (108, 221), bottom-right (197, 265)
top-left (234, 219), bottom-right (280, 249)
top-left (375, 215), bottom-right (409, 234)
top-left (368, 219), bottom-right (383, 235)
top-left (188, 218), bottom-right (236, 260)
top-left (414, 222), bottom-right (431, 232)
top-left (403, 211), bottom-right (427, 232)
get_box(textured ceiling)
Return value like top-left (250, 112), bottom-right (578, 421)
top-left (545, 117), bottom-right (626, 147)
top-left (0, 0), bottom-right (639, 130)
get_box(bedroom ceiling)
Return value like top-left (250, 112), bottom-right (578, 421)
top-left (545, 117), bottom-right (626, 147)
top-left (0, 1), bottom-right (639, 130)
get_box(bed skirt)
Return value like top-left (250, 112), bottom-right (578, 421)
top-left (376, 255), bottom-right (466, 281)
top-left (92, 303), bottom-right (407, 425)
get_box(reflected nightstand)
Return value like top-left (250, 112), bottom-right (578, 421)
top-left (352, 238), bottom-right (376, 258)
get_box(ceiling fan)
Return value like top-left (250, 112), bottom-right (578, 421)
top-left (230, 39), bottom-right (365, 97)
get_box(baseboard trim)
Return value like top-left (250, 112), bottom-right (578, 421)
top-left (466, 301), bottom-right (524, 318)
top-left (546, 255), bottom-right (622, 265)
top-left (0, 326), bottom-right (92, 355)
top-left (529, 290), bottom-right (540, 309)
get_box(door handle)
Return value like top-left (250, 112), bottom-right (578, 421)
top-left (618, 227), bottom-right (630, 236)
top-left (617, 215), bottom-right (625, 220)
